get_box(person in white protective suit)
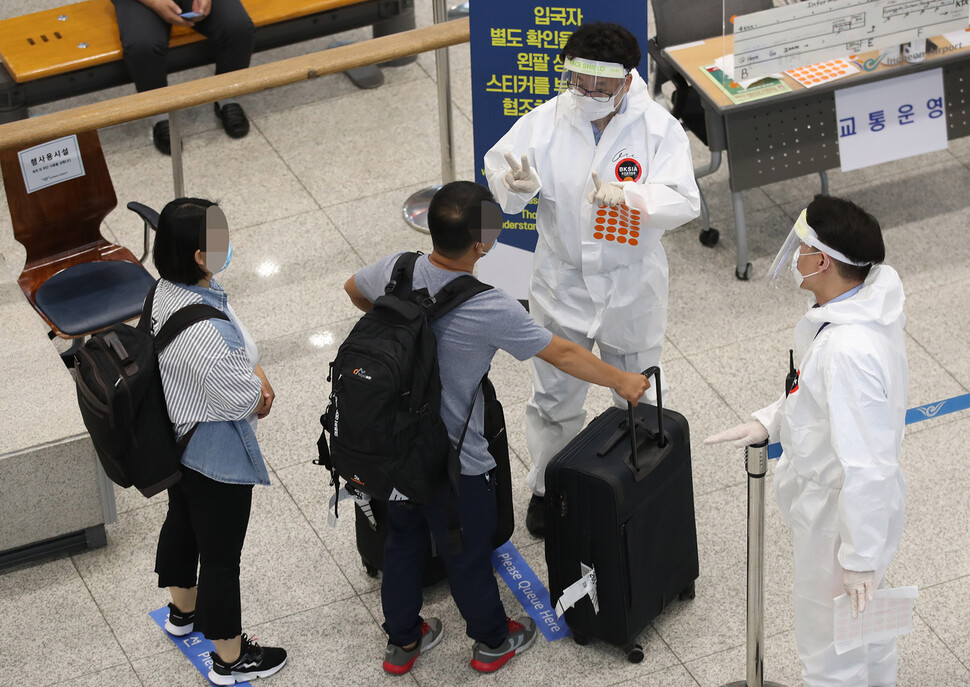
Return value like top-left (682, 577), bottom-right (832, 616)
top-left (706, 194), bottom-right (909, 687)
top-left (483, 22), bottom-right (700, 536)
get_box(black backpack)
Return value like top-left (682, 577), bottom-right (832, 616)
top-left (316, 252), bottom-right (492, 505)
top-left (74, 282), bottom-right (228, 497)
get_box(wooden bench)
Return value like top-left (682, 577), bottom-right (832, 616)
top-left (0, 0), bottom-right (415, 123)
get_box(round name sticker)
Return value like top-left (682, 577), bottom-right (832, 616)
top-left (615, 158), bottom-right (642, 182)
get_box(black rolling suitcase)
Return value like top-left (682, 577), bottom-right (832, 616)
top-left (544, 367), bottom-right (699, 662)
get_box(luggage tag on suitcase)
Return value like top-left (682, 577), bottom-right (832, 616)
top-left (555, 562), bottom-right (599, 617)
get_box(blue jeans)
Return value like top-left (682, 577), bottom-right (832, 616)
top-left (381, 473), bottom-right (508, 648)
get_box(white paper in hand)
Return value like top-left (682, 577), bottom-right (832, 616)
top-left (833, 586), bottom-right (918, 655)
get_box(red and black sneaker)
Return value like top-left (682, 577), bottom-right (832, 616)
top-left (470, 617), bottom-right (537, 673)
top-left (383, 618), bottom-right (444, 675)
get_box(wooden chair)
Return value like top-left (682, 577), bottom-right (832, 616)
top-left (0, 129), bottom-right (155, 339)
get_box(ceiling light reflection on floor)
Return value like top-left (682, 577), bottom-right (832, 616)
top-left (309, 332), bottom-right (334, 348)
top-left (256, 260), bottom-right (281, 277)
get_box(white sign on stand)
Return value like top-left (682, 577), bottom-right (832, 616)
top-left (835, 68), bottom-right (948, 172)
top-left (18, 135), bottom-right (85, 194)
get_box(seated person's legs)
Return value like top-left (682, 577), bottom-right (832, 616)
top-left (193, 0), bottom-right (255, 139)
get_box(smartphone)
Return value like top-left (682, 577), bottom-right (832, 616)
top-left (179, 10), bottom-right (203, 19)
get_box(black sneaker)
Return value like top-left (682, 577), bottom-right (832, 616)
top-left (214, 102), bottom-right (250, 139)
top-left (152, 120), bottom-right (171, 155)
top-left (470, 617), bottom-right (537, 673)
top-left (163, 602), bottom-right (194, 637)
top-left (208, 633), bottom-right (287, 685)
top-left (526, 494), bottom-right (545, 538)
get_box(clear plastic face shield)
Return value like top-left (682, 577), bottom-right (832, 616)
top-left (764, 209), bottom-right (871, 288)
top-left (555, 57), bottom-right (630, 126)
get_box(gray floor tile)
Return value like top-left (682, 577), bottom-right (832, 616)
top-left (274, 460), bottom-right (381, 596)
top-left (70, 504), bottom-right (188, 660)
top-left (889, 417), bottom-right (970, 591)
top-left (236, 479), bottom-right (357, 625)
top-left (69, 663), bottom-right (144, 687)
top-left (905, 282), bottom-right (970, 390)
top-left (101, 126), bottom-right (318, 248)
top-left (664, 206), bottom-right (809, 357)
top-left (255, 79), bottom-right (477, 209)
top-left (917, 575), bottom-right (970, 667)
top-left (213, 209), bottom-right (364, 343)
top-left (612, 663), bottom-right (702, 687)
top-left (253, 318), bottom-right (357, 471)
top-left (684, 629), bottom-right (801, 687)
top-left (0, 557), bottom-right (127, 686)
top-left (323, 183), bottom-right (436, 267)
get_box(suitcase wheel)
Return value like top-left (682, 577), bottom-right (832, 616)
top-left (362, 558), bottom-right (379, 579)
top-left (572, 633), bottom-right (589, 646)
top-left (623, 643), bottom-right (644, 663)
top-left (678, 581), bottom-right (696, 601)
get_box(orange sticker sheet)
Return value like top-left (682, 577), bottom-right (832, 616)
top-left (785, 59), bottom-right (859, 88)
top-left (593, 204), bottom-right (641, 246)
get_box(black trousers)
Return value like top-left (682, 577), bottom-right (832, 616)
top-left (111, 0), bottom-right (254, 93)
top-left (155, 466), bottom-right (253, 640)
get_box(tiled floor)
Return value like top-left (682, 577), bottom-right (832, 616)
top-left (2, 1), bottom-right (969, 685)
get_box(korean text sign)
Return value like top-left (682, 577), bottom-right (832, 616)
top-left (470, 2), bottom-right (649, 256)
top-left (835, 68), bottom-right (947, 172)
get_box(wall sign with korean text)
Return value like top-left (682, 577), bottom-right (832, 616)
top-left (470, 2), bottom-right (648, 299)
top-left (834, 68), bottom-right (947, 172)
top-left (18, 135), bottom-right (85, 194)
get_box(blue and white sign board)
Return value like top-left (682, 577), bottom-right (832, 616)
top-left (835, 68), bottom-right (948, 171)
top-left (17, 134), bottom-right (84, 194)
top-left (470, 2), bottom-right (649, 299)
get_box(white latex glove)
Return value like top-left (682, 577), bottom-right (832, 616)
top-left (703, 420), bottom-right (769, 448)
top-left (587, 171), bottom-right (625, 206)
top-left (502, 153), bottom-right (540, 195)
top-left (843, 569), bottom-right (875, 619)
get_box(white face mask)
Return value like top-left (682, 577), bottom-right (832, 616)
top-left (791, 248), bottom-right (822, 287)
top-left (570, 88), bottom-right (623, 121)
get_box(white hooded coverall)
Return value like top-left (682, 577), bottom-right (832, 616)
top-left (752, 265), bottom-right (908, 687)
top-left (484, 69), bottom-right (700, 495)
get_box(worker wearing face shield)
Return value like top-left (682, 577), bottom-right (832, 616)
top-left (483, 22), bottom-right (700, 537)
top-left (707, 195), bottom-right (909, 687)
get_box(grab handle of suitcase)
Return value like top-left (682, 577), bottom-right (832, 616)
top-left (642, 366), bottom-right (665, 448)
top-left (622, 367), bottom-right (665, 472)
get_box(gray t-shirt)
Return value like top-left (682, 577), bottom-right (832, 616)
top-left (354, 252), bottom-right (553, 475)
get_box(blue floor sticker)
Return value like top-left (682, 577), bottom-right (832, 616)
top-left (492, 540), bottom-right (571, 641)
top-left (149, 606), bottom-right (251, 686)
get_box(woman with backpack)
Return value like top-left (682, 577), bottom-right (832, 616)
top-left (149, 197), bottom-right (286, 685)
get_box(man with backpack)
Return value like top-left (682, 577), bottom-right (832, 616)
top-left (342, 181), bottom-right (651, 674)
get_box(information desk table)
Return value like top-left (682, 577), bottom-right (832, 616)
top-left (662, 35), bottom-right (970, 279)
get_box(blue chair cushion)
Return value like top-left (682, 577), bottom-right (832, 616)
top-left (35, 260), bottom-right (156, 336)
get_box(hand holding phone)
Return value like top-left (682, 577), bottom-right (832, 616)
top-left (179, 10), bottom-right (204, 19)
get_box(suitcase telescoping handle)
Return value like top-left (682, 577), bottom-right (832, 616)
top-left (626, 367), bottom-right (666, 471)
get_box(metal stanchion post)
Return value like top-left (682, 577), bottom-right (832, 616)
top-left (721, 440), bottom-right (787, 687)
top-left (402, 0), bottom-right (456, 233)
top-left (169, 109), bottom-right (185, 198)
